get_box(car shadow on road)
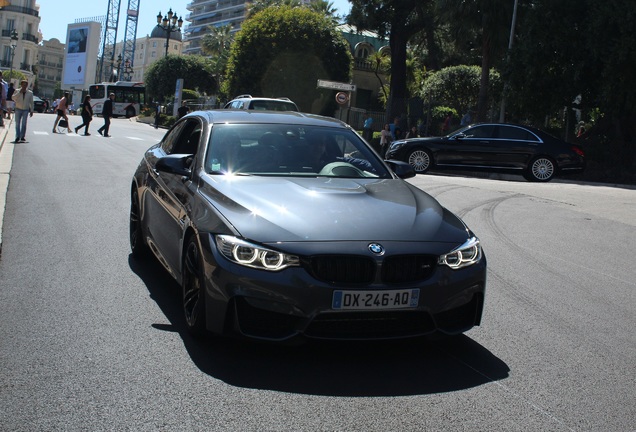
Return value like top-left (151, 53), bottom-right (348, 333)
top-left (130, 255), bottom-right (510, 397)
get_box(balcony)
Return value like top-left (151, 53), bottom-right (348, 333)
top-left (0, 5), bottom-right (39, 17)
top-left (22, 33), bottom-right (39, 43)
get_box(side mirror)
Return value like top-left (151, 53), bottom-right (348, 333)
top-left (155, 154), bottom-right (192, 177)
top-left (385, 160), bottom-right (416, 179)
top-left (453, 133), bottom-right (466, 140)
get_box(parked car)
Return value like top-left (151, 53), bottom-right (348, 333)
top-left (130, 110), bottom-right (486, 342)
top-left (33, 96), bottom-right (47, 113)
top-left (223, 94), bottom-right (299, 111)
top-left (385, 123), bottom-right (586, 182)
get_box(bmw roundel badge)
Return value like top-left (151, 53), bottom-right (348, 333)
top-left (368, 243), bottom-right (385, 255)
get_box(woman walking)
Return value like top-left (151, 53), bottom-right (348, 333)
top-left (75, 95), bottom-right (94, 135)
top-left (380, 123), bottom-right (392, 157)
top-left (52, 91), bottom-right (73, 133)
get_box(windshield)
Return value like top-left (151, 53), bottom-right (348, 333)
top-left (205, 124), bottom-right (391, 179)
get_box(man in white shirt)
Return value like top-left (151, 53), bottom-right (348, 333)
top-left (12, 80), bottom-right (34, 142)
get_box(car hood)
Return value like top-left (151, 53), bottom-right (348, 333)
top-left (198, 176), bottom-right (469, 243)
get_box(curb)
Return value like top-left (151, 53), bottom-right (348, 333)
top-left (0, 118), bottom-right (12, 258)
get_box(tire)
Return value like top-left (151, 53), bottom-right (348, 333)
top-left (525, 157), bottom-right (556, 182)
top-left (182, 235), bottom-right (207, 336)
top-left (125, 107), bottom-right (136, 118)
top-left (407, 148), bottom-right (432, 173)
top-left (129, 189), bottom-right (150, 259)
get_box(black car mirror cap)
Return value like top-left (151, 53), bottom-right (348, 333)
top-left (156, 154), bottom-right (192, 177)
top-left (386, 160), bottom-right (416, 179)
top-left (453, 133), bottom-right (466, 140)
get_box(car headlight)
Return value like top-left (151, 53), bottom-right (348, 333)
top-left (389, 141), bottom-right (406, 151)
top-left (438, 237), bottom-right (482, 269)
top-left (215, 235), bottom-right (299, 271)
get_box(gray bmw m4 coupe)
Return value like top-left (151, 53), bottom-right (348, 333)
top-left (130, 110), bottom-right (486, 342)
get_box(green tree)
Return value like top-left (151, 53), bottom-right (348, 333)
top-left (505, 0), bottom-right (636, 182)
top-left (247, 0), bottom-right (302, 18)
top-left (144, 54), bottom-right (216, 102)
top-left (224, 6), bottom-right (352, 114)
top-left (348, 0), bottom-right (432, 121)
top-left (421, 65), bottom-right (501, 116)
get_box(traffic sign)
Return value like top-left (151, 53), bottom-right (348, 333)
top-left (335, 92), bottom-right (349, 105)
top-left (317, 79), bottom-right (356, 92)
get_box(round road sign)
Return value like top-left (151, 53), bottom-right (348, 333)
top-left (335, 92), bottom-right (349, 105)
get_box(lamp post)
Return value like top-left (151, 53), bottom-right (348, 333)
top-left (111, 54), bottom-right (122, 82)
top-left (156, 9), bottom-right (183, 57)
top-left (8, 29), bottom-right (18, 84)
top-left (123, 58), bottom-right (133, 81)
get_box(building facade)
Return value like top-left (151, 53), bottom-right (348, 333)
top-left (184, 0), bottom-right (311, 55)
top-left (0, 0), bottom-right (41, 86)
top-left (110, 26), bottom-right (184, 83)
top-left (35, 37), bottom-right (63, 98)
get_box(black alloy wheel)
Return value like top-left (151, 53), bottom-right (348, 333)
top-left (182, 236), bottom-right (207, 335)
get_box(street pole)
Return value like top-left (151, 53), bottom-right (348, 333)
top-left (9, 29), bottom-right (18, 85)
top-left (156, 9), bottom-right (183, 57)
top-left (499, 0), bottom-right (519, 123)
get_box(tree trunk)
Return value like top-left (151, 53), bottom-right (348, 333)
top-left (387, 29), bottom-right (409, 125)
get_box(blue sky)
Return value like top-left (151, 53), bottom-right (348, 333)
top-left (37, 0), bottom-right (352, 43)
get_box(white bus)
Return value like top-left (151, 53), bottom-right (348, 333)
top-left (88, 81), bottom-right (146, 118)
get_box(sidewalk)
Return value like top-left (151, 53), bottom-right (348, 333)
top-left (0, 118), bottom-right (13, 257)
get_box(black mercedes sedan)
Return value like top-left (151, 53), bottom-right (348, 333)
top-left (385, 123), bottom-right (585, 182)
top-left (130, 110), bottom-right (486, 342)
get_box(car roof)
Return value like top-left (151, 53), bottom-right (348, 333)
top-left (188, 109), bottom-right (349, 128)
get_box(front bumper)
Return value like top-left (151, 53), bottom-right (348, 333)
top-left (200, 234), bottom-right (487, 342)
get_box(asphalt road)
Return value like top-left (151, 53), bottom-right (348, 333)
top-left (0, 114), bottom-right (634, 431)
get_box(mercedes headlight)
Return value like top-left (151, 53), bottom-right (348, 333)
top-left (215, 235), bottom-right (299, 271)
top-left (438, 237), bottom-right (482, 269)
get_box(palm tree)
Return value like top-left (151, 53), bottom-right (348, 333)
top-left (308, 0), bottom-right (340, 23)
top-left (201, 24), bottom-right (234, 94)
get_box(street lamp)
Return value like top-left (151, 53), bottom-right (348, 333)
top-left (123, 58), bottom-right (133, 81)
top-left (111, 54), bottom-right (122, 82)
top-left (8, 29), bottom-right (18, 84)
top-left (156, 8), bottom-right (183, 57)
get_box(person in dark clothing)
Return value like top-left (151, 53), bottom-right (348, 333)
top-left (97, 93), bottom-right (114, 137)
top-left (154, 104), bottom-right (161, 129)
top-left (177, 102), bottom-right (189, 119)
top-left (75, 95), bottom-right (94, 135)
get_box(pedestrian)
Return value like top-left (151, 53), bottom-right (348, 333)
top-left (576, 122), bottom-right (586, 138)
top-left (154, 103), bottom-right (162, 129)
top-left (97, 92), bottom-right (115, 137)
top-left (11, 79), bottom-right (34, 143)
top-left (6, 82), bottom-right (15, 119)
top-left (0, 71), bottom-right (7, 127)
top-left (177, 102), bottom-right (189, 119)
top-left (362, 113), bottom-right (373, 141)
top-left (74, 95), bottom-right (94, 135)
top-left (460, 110), bottom-right (472, 126)
top-left (380, 123), bottom-right (392, 157)
top-left (441, 112), bottom-right (452, 135)
top-left (52, 91), bottom-right (73, 133)
top-left (405, 125), bottom-right (419, 139)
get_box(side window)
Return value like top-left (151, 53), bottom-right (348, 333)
top-left (464, 125), bottom-right (496, 139)
top-left (498, 126), bottom-right (536, 141)
top-left (160, 122), bottom-right (186, 154)
top-left (172, 119), bottom-right (203, 155)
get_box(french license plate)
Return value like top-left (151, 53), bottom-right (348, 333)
top-left (332, 289), bottom-right (420, 310)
